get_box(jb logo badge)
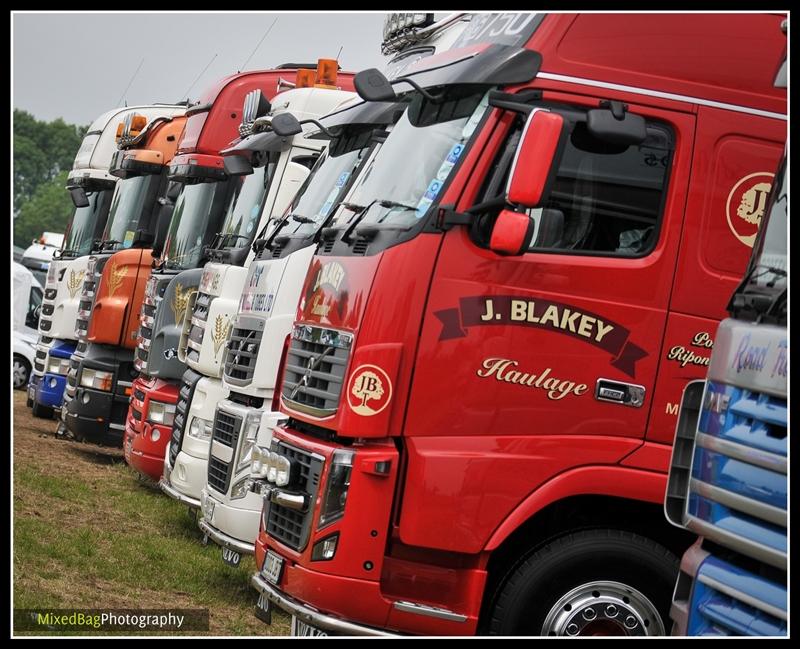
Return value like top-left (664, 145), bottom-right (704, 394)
top-left (347, 365), bottom-right (392, 416)
top-left (727, 172), bottom-right (774, 247)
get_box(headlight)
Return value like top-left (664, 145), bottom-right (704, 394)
top-left (251, 446), bottom-right (271, 479)
top-left (230, 477), bottom-right (251, 500)
top-left (236, 413), bottom-right (261, 473)
top-left (47, 358), bottom-right (71, 375)
top-left (187, 417), bottom-right (213, 440)
top-left (148, 400), bottom-right (176, 426)
top-left (318, 449), bottom-right (354, 528)
top-left (79, 368), bottom-right (113, 391)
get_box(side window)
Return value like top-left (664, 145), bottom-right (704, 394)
top-left (532, 120), bottom-right (674, 256)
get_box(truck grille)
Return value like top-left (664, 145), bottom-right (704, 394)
top-left (223, 321), bottom-right (264, 384)
top-left (168, 368), bottom-right (203, 466)
top-left (677, 552), bottom-right (787, 635)
top-left (132, 407), bottom-right (142, 421)
top-left (683, 382), bottom-right (787, 570)
top-left (281, 325), bottom-right (352, 417)
top-left (207, 455), bottom-right (232, 494)
top-left (265, 441), bottom-right (324, 551)
top-left (212, 410), bottom-right (242, 448)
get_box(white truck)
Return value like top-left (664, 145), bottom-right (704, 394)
top-left (195, 13), bottom-right (473, 568)
top-left (28, 106), bottom-right (185, 419)
top-left (13, 262), bottom-right (43, 390)
top-left (161, 75), bottom-right (357, 511)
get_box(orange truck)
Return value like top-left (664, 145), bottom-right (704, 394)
top-left (60, 107), bottom-right (188, 444)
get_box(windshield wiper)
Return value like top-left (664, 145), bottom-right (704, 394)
top-left (340, 201), bottom-right (368, 212)
top-left (291, 214), bottom-right (315, 224)
top-left (378, 199), bottom-right (417, 211)
top-left (101, 239), bottom-right (121, 250)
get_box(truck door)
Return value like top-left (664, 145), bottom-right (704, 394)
top-left (400, 94), bottom-right (695, 553)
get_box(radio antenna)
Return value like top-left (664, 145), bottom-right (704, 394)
top-left (116, 57), bottom-right (145, 108)
top-left (182, 53), bottom-right (218, 102)
top-left (240, 17), bottom-right (279, 72)
top-left (336, 45), bottom-right (344, 62)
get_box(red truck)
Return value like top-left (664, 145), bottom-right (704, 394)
top-left (250, 13), bottom-right (787, 636)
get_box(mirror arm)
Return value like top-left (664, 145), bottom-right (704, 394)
top-left (393, 77), bottom-right (442, 103)
top-left (487, 88), bottom-right (543, 114)
top-left (298, 118), bottom-right (337, 138)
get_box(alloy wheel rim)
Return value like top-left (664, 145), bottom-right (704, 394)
top-left (541, 580), bottom-right (664, 636)
top-left (13, 360), bottom-right (28, 388)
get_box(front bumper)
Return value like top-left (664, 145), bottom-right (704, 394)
top-left (165, 448), bottom-right (208, 507)
top-left (199, 489), bottom-right (260, 555)
top-left (250, 572), bottom-right (393, 636)
top-left (33, 372), bottom-right (68, 409)
top-left (124, 376), bottom-right (178, 481)
top-left (63, 344), bottom-right (134, 446)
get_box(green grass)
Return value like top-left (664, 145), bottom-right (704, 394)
top-left (13, 392), bottom-right (290, 636)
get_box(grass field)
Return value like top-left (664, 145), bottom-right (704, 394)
top-left (12, 390), bottom-right (291, 636)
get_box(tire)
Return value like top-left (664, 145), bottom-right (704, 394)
top-left (32, 400), bottom-right (54, 419)
top-left (488, 529), bottom-right (678, 636)
top-left (13, 355), bottom-right (31, 390)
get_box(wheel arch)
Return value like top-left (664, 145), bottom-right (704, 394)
top-left (478, 466), bottom-right (695, 632)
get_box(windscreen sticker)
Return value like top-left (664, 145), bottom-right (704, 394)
top-left (415, 179), bottom-right (443, 218)
top-left (434, 295), bottom-right (648, 378)
top-left (123, 231), bottom-right (135, 248)
top-left (435, 143), bottom-right (465, 182)
top-left (335, 171), bottom-right (351, 188)
top-left (251, 205), bottom-right (261, 218)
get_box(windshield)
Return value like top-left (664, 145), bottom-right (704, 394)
top-left (333, 87), bottom-right (491, 229)
top-left (162, 180), bottom-right (228, 270)
top-left (278, 144), bottom-right (371, 238)
top-left (62, 188), bottom-right (113, 256)
top-left (216, 164), bottom-right (270, 251)
top-left (746, 161), bottom-right (787, 292)
top-left (102, 175), bottom-right (159, 249)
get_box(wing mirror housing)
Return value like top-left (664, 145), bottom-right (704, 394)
top-left (270, 113), bottom-right (303, 137)
top-left (489, 209), bottom-right (536, 256)
top-left (70, 186), bottom-right (90, 208)
top-left (354, 68), bottom-right (398, 102)
top-left (223, 154), bottom-right (254, 177)
top-left (506, 109), bottom-right (565, 208)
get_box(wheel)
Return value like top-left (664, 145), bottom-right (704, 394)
top-left (13, 355), bottom-right (31, 390)
top-left (488, 529), bottom-right (678, 636)
top-left (32, 400), bottom-right (54, 419)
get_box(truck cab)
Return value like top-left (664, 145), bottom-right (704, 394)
top-left (60, 107), bottom-right (188, 444)
top-left (29, 106), bottom-right (170, 420)
top-left (249, 12), bottom-right (786, 636)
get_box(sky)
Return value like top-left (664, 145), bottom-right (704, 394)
top-left (12, 12), bottom-right (391, 126)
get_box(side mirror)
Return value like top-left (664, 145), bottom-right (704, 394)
top-left (270, 113), bottom-right (302, 137)
top-left (151, 198), bottom-right (174, 256)
top-left (586, 108), bottom-right (646, 146)
top-left (354, 68), bottom-right (397, 102)
top-left (489, 209), bottom-right (535, 256)
top-left (506, 109), bottom-right (565, 208)
top-left (223, 154), bottom-right (254, 177)
top-left (70, 186), bottom-right (90, 208)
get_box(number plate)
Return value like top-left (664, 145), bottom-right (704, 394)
top-left (27, 385), bottom-right (35, 401)
top-left (262, 550), bottom-right (284, 585)
top-left (255, 592), bottom-right (272, 624)
top-left (291, 617), bottom-right (328, 637)
top-left (221, 546), bottom-right (241, 567)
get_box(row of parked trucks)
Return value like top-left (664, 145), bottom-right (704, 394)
top-left (26, 12), bottom-right (786, 636)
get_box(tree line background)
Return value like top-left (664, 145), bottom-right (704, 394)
top-left (14, 109), bottom-right (88, 248)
